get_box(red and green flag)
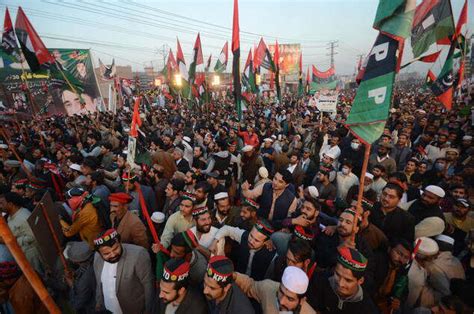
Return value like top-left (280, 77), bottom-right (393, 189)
top-left (1, 8), bottom-right (21, 65)
top-left (346, 0), bottom-right (416, 144)
top-left (205, 54), bottom-right (212, 72)
top-left (188, 33), bottom-right (204, 88)
top-left (310, 65), bottom-right (337, 92)
top-left (15, 7), bottom-right (54, 72)
top-left (430, 40), bottom-right (455, 110)
top-left (214, 42), bottom-right (228, 73)
top-left (401, 50), bottom-right (441, 69)
top-left (411, 0), bottom-right (455, 58)
top-left (176, 38), bottom-right (190, 98)
top-left (455, 0), bottom-right (467, 38)
top-left (274, 40), bottom-right (281, 102)
top-left (298, 53), bottom-right (304, 97)
top-left (232, 0), bottom-right (242, 120)
top-left (254, 38), bottom-right (275, 72)
top-left (242, 49), bottom-right (257, 94)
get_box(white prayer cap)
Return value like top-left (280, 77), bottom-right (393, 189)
top-left (263, 138), bottom-right (273, 143)
top-left (424, 185), bottom-right (445, 198)
top-left (214, 192), bottom-right (229, 201)
top-left (0, 144), bottom-right (8, 149)
top-left (307, 186), bottom-right (319, 199)
top-left (415, 217), bottom-right (445, 239)
top-left (258, 167), bottom-right (269, 179)
top-left (324, 152), bottom-right (336, 160)
top-left (242, 145), bottom-right (254, 152)
top-left (151, 212), bottom-right (165, 224)
top-left (462, 135), bottom-right (472, 141)
top-left (183, 136), bottom-right (191, 143)
top-left (282, 266), bottom-right (309, 295)
top-left (416, 237), bottom-right (439, 257)
top-left (69, 163), bottom-right (82, 172)
top-left (435, 234), bottom-right (455, 246)
top-left (365, 173), bottom-right (374, 180)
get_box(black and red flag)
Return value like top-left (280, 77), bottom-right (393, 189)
top-left (1, 8), bottom-right (21, 64)
top-left (232, 0), bottom-right (242, 120)
top-left (15, 7), bottom-right (54, 72)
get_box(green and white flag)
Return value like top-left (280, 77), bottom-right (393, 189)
top-left (214, 42), bottom-right (228, 73)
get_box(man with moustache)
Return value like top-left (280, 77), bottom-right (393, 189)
top-left (189, 206), bottom-right (224, 253)
top-left (93, 229), bottom-right (154, 313)
top-left (157, 258), bottom-right (208, 314)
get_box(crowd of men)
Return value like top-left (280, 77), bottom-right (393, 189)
top-left (0, 81), bottom-right (473, 314)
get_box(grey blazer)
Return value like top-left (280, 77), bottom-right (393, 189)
top-left (94, 243), bottom-right (154, 313)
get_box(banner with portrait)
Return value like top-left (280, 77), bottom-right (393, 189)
top-left (0, 48), bottom-right (102, 116)
top-left (268, 44), bottom-right (300, 75)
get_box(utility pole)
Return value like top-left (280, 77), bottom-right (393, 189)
top-left (326, 40), bottom-right (338, 69)
top-left (156, 44), bottom-right (170, 69)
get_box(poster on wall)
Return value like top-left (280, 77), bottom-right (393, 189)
top-left (0, 48), bottom-right (102, 116)
top-left (268, 43), bottom-right (300, 75)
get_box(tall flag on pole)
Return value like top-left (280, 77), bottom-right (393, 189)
top-left (130, 97), bottom-right (142, 138)
top-left (232, 0), bottom-right (242, 120)
top-left (163, 49), bottom-right (177, 83)
top-left (1, 8), bottom-right (21, 65)
top-left (430, 41), bottom-right (455, 109)
top-left (410, 0), bottom-right (455, 58)
top-left (214, 42), bottom-right (228, 73)
top-left (311, 66), bottom-right (337, 92)
top-left (346, 0), bottom-right (416, 144)
top-left (176, 38), bottom-right (190, 98)
top-left (188, 33), bottom-right (204, 88)
top-left (298, 53), bottom-right (304, 97)
top-left (305, 66), bottom-right (310, 94)
top-left (242, 49), bottom-right (257, 93)
top-left (205, 54), bottom-right (212, 72)
top-left (14, 7), bottom-right (54, 72)
top-left (274, 40), bottom-right (281, 102)
top-left (455, 0), bottom-right (467, 38)
top-left (254, 38), bottom-right (275, 71)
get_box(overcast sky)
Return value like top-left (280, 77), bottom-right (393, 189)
top-left (1, 0), bottom-right (472, 75)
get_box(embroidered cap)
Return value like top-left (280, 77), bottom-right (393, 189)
top-left (242, 198), bottom-right (259, 211)
top-left (206, 255), bottom-right (234, 284)
top-left (162, 258), bottom-right (190, 283)
top-left (337, 247), bottom-right (368, 272)
top-left (254, 219), bottom-right (274, 238)
top-left (294, 225), bottom-right (315, 242)
top-left (93, 229), bottom-right (120, 249)
top-left (192, 206), bottom-right (209, 218)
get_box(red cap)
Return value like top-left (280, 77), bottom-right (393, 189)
top-left (108, 192), bottom-right (133, 204)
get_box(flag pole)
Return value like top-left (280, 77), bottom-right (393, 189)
top-left (0, 216), bottom-right (61, 313)
top-left (351, 142), bottom-right (371, 245)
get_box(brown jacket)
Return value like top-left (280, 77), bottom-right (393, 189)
top-left (152, 150), bottom-right (177, 179)
top-left (62, 202), bottom-right (102, 248)
top-left (113, 211), bottom-right (149, 249)
top-left (273, 152), bottom-right (290, 174)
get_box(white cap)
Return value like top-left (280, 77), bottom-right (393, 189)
top-left (435, 234), bottom-right (455, 245)
top-left (183, 136), bottom-right (191, 143)
top-left (416, 237), bottom-right (439, 257)
top-left (424, 185), bottom-right (445, 198)
top-left (4, 160), bottom-right (21, 168)
top-left (214, 192), bottom-right (229, 201)
top-left (263, 138), bottom-right (273, 143)
top-left (324, 152), bottom-right (336, 160)
top-left (282, 266), bottom-right (309, 295)
top-left (463, 135), bottom-right (472, 141)
top-left (365, 173), bottom-right (374, 180)
top-left (69, 163), bottom-right (82, 172)
top-left (151, 212), bottom-right (165, 224)
top-left (415, 217), bottom-right (445, 239)
top-left (242, 145), bottom-right (254, 152)
top-left (258, 167), bottom-right (269, 179)
top-left (307, 186), bottom-right (319, 199)
top-left (0, 144), bottom-right (8, 149)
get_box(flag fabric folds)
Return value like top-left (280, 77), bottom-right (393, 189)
top-left (176, 38), bottom-right (190, 98)
top-left (214, 42), bottom-right (228, 73)
top-left (242, 49), bottom-right (257, 94)
top-left (411, 0), bottom-right (455, 58)
top-left (1, 8), bottom-right (21, 65)
top-left (298, 53), bottom-right (304, 97)
top-left (254, 38), bottom-right (275, 72)
top-left (130, 97), bottom-right (142, 138)
top-left (15, 6), bottom-right (54, 72)
top-left (310, 65), bottom-right (337, 92)
top-left (430, 41), bottom-right (455, 110)
top-left (232, 0), bottom-right (242, 120)
top-left (346, 0), bottom-right (415, 144)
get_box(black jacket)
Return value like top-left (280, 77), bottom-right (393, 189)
top-left (207, 284), bottom-right (255, 314)
top-left (370, 203), bottom-right (415, 243)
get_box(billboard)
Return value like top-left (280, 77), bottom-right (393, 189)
top-left (0, 48), bottom-right (102, 116)
top-left (268, 44), bottom-right (300, 75)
